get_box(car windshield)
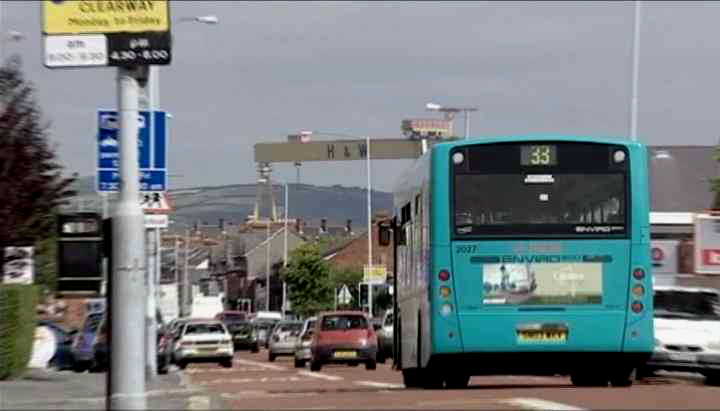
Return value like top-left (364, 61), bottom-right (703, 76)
top-left (654, 290), bottom-right (720, 320)
top-left (226, 321), bottom-right (252, 333)
top-left (184, 323), bottom-right (225, 334)
top-left (275, 323), bottom-right (302, 334)
top-left (321, 315), bottom-right (367, 330)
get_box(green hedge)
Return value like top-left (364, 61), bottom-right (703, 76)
top-left (0, 284), bottom-right (39, 380)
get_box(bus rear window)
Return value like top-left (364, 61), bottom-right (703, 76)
top-left (452, 142), bottom-right (628, 237)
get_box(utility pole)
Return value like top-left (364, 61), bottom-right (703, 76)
top-left (109, 66), bottom-right (146, 410)
top-left (183, 228), bottom-right (190, 316)
top-left (266, 217), bottom-right (271, 311)
top-left (282, 183), bottom-right (288, 316)
top-left (367, 135), bottom-right (373, 318)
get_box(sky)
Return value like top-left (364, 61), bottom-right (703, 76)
top-left (4, 1), bottom-right (720, 191)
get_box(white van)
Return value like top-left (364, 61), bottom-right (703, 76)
top-left (643, 285), bottom-right (720, 385)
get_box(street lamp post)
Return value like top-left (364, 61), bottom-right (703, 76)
top-left (282, 183), bottom-right (288, 315)
top-left (426, 103), bottom-right (478, 139)
top-left (302, 130), bottom-right (374, 316)
top-left (141, 15), bottom-right (217, 379)
top-left (629, 1), bottom-right (642, 141)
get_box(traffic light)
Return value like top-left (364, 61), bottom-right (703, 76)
top-left (360, 283), bottom-right (369, 307)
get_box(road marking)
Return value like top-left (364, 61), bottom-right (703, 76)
top-left (187, 396), bottom-right (210, 410)
top-left (183, 366), bottom-right (268, 374)
top-left (501, 398), bottom-right (587, 411)
top-left (220, 391), bottom-right (319, 399)
top-left (234, 358), bottom-right (287, 371)
top-left (354, 381), bottom-right (405, 389)
top-left (416, 399), bottom-right (497, 407)
top-left (195, 376), bottom-right (306, 386)
top-left (297, 370), bottom-right (344, 381)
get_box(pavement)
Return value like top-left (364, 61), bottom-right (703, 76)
top-left (2, 351), bottom-right (720, 410)
top-left (0, 367), bottom-right (198, 410)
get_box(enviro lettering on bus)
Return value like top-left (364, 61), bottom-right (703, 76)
top-left (469, 255), bottom-right (613, 263)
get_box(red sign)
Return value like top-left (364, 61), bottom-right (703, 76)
top-left (702, 249), bottom-right (720, 265)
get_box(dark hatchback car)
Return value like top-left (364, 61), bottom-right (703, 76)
top-left (309, 311), bottom-right (378, 372)
top-left (92, 310), bottom-right (171, 374)
top-left (225, 320), bottom-right (259, 352)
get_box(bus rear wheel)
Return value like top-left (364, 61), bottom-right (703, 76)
top-left (570, 373), bottom-right (608, 387)
top-left (445, 374), bottom-right (470, 389)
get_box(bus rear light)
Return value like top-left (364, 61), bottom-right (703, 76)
top-left (632, 268), bottom-right (645, 280)
top-left (632, 284), bottom-right (644, 296)
top-left (631, 301), bottom-right (643, 313)
top-left (440, 286), bottom-right (451, 298)
top-left (440, 304), bottom-right (453, 317)
top-left (438, 270), bottom-right (450, 281)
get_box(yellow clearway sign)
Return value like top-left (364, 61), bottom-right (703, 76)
top-left (42, 0), bottom-right (170, 35)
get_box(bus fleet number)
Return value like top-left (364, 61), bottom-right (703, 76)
top-left (456, 245), bottom-right (477, 254)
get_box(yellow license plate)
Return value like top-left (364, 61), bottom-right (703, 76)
top-left (517, 330), bottom-right (567, 343)
top-left (333, 351), bottom-right (357, 358)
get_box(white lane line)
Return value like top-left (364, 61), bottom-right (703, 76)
top-left (354, 381), bottom-right (405, 389)
top-left (297, 370), bottom-right (344, 381)
top-left (234, 358), bottom-right (287, 371)
top-left (187, 396), bottom-right (210, 410)
top-left (501, 398), bottom-right (587, 411)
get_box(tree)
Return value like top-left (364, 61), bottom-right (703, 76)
top-left (280, 243), bottom-right (334, 318)
top-left (0, 56), bottom-right (75, 282)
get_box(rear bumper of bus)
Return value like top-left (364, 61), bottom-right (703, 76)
top-left (426, 352), bottom-right (652, 376)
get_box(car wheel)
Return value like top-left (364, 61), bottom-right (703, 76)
top-left (294, 358), bottom-right (304, 368)
top-left (366, 359), bottom-right (377, 370)
top-left (310, 359), bottom-right (321, 372)
top-left (178, 360), bottom-right (187, 370)
top-left (348, 362), bottom-right (359, 367)
top-left (268, 352), bottom-right (276, 362)
top-left (220, 358), bottom-right (233, 368)
top-left (251, 344), bottom-right (259, 353)
top-left (377, 350), bottom-right (386, 364)
top-left (158, 365), bottom-right (168, 375)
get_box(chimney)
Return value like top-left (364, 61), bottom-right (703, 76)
top-left (320, 218), bottom-right (327, 234)
top-left (345, 219), bottom-right (352, 234)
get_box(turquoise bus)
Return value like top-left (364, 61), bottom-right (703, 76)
top-left (378, 135), bottom-right (654, 389)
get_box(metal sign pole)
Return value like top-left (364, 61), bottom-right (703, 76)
top-left (109, 66), bottom-right (146, 410)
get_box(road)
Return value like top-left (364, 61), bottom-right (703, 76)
top-left (181, 349), bottom-right (720, 410)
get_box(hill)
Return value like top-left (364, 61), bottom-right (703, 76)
top-left (64, 176), bottom-right (394, 229)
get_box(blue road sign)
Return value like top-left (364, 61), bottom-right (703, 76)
top-left (97, 110), bottom-right (167, 192)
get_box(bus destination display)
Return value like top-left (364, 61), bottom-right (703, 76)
top-left (521, 145), bottom-right (557, 166)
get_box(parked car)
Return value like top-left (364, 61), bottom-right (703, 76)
top-left (252, 319), bottom-right (279, 348)
top-left (38, 320), bottom-right (77, 371)
top-left (294, 317), bottom-right (316, 368)
top-left (173, 319), bottom-right (234, 369)
top-left (91, 309), bottom-right (170, 374)
top-left (226, 320), bottom-right (259, 352)
top-left (309, 311), bottom-right (378, 372)
top-left (376, 309), bottom-right (393, 364)
top-left (641, 285), bottom-right (720, 385)
top-left (268, 320), bottom-right (303, 361)
top-left (71, 311), bottom-right (104, 372)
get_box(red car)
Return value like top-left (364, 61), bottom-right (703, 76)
top-left (309, 311), bottom-right (378, 371)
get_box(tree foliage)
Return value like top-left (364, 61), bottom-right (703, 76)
top-left (0, 57), bottom-right (75, 279)
top-left (281, 243), bottom-right (334, 318)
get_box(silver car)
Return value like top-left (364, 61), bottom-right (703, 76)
top-left (293, 317), bottom-right (316, 368)
top-left (268, 320), bottom-right (303, 361)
